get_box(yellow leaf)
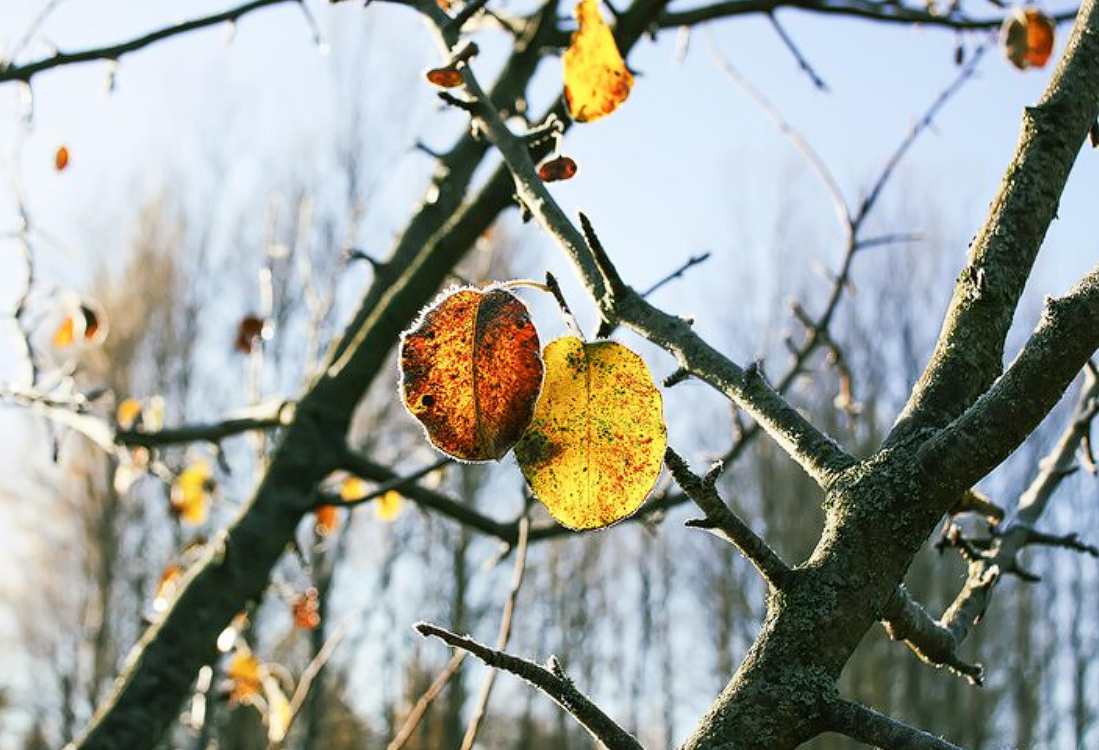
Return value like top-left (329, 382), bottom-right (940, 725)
top-left (52, 315), bottom-right (76, 347)
top-left (376, 490), bottom-right (403, 522)
top-left (171, 460), bottom-right (211, 525)
top-left (339, 476), bottom-right (368, 501)
top-left (514, 337), bottom-right (666, 530)
top-left (116, 398), bottom-right (142, 430)
top-left (563, 0), bottom-right (633, 123)
top-left (227, 653), bottom-right (263, 702)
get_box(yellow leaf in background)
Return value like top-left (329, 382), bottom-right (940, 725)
top-left (145, 396), bottom-right (165, 431)
top-left (514, 337), bottom-right (666, 530)
top-left (262, 674), bottom-right (292, 742)
top-left (563, 0), bottom-right (633, 123)
top-left (227, 653), bottom-right (262, 702)
top-left (52, 315), bottom-right (76, 347)
top-left (376, 490), bottom-right (403, 522)
top-left (339, 476), bottom-right (368, 501)
top-left (116, 398), bottom-right (142, 430)
top-left (172, 460), bottom-right (211, 525)
top-left (315, 504), bottom-right (340, 535)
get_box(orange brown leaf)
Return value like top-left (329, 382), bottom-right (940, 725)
top-left (315, 504), bottom-right (340, 535)
top-left (227, 653), bottom-right (263, 702)
top-left (1025, 8), bottom-right (1054, 68)
top-left (538, 155), bottom-right (578, 182)
top-left (292, 588), bottom-right (321, 630)
top-left (55, 145), bottom-right (69, 171)
top-left (400, 287), bottom-right (543, 461)
top-left (563, 0), bottom-right (633, 123)
top-left (235, 315), bottom-right (265, 354)
top-left (116, 398), bottom-right (143, 430)
top-left (514, 337), bottom-right (666, 530)
top-left (426, 66), bottom-right (464, 88)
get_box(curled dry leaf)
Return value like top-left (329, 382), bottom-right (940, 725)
top-left (564, 0), bottom-right (633, 122)
top-left (400, 287), bottom-right (543, 461)
top-left (234, 314), bottom-right (266, 354)
top-left (514, 336), bottom-right (666, 530)
top-left (538, 155), bottom-right (579, 182)
top-left (1001, 7), bottom-right (1055, 70)
top-left (376, 489), bottom-right (403, 521)
top-left (426, 66), bottom-right (464, 88)
top-left (55, 145), bottom-right (69, 171)
top-left (171, 460), bottom-right (212, 525)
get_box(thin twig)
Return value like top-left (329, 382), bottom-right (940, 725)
top-left (827, 698), bottom-right (971, 750)
top-left (767, 12), bottom-right (828, 90)
top-left (459, 515), bottom-right (531, 750)
top-left (416, 624), bottom-right (645, 750)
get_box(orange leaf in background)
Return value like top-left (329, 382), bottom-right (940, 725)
top-left (171, 460), bottom-right (212, 525)
top-left (376, 490), bottom-right (403, 522)
top-left (538, 155), bottom-right (578, 182)
top-left (1024, 9), bottom-right (1055, 67)
top-left (153, 564), bottom-right (182, 613)
top-left (116, 398), bottom-right (142, 430)
top-left (235, 315), bottom-right (265, 354)
top-left (563, 0), bottom-right (633, 123)
top-left (514, 337), bottom-right (666, 530)
top-left (400, 287), bottom-right (543, 461)
top-left (1001, 8), bottom-right (1055, 69)
top-left (315, 504), bottom-right (340, 535)
top-left (227, 653), bottom-right (263, 702)
top-left (55, 145), bottom-right (69, 171)
top-left (292, 588), bottom-right (321, 630)
top-left (426, 66), bottom-right (464, 88)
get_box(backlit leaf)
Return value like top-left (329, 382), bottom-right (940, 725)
top-left (376, 489), bottom-right (403, 521)
top-left (514, 336), bottom-right (666, 530)
top-left (55, 145), bottom-right (69, 171)
top-left (563, 0), bottom-right (633, 123)
top-left (400, 287), bottom-right (543, 461)
top-left (538, 155), bottom-right (578, 182)
top-left (339, 476), bottom-right (368, 501)
top-left (171, 460), bottom-right (212, 525)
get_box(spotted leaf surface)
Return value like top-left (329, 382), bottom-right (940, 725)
top-left (400, 287), bottom-right (543, 461)
top-left (563, 0), bottom-right (633, 123)
top-left (514, 336), bottom-right (666, 530)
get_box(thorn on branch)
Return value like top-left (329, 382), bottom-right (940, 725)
top-left (663, 367), bottom-right (691, 388)
top-left (438, 90), bottom-right (478, 112)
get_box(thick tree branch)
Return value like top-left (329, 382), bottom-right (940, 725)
top-left (826, 699), bottom-right (970, 750)
top-left (415, 623), bottom-right (645, 750)
top-left (890, 0), bottom-right (1099, 439)
top-left (0, 0), bottom-right (298, 84)
top-left (664, 447), bottom-right (793, 588)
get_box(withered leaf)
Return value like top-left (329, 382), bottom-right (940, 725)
top-left (538, 155), bottom-right (578, 182)
top-left (514, 336), bottom-right (666, 530)
top-left (400, 287), bottom-right (543, 461)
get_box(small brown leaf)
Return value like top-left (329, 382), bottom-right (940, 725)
top-left (400, 287), bottom-right (543, 461)
top-left (426, 66), bottom-right (464, 88)
top-left (55, 145), bottom-right (69, 171)
top-left (538, 155), bottom-right (578, 182)
top-left (235, 315), bottom-right (265, 354)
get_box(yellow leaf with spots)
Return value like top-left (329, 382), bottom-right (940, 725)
top-left (171, 460), bottom-right (211, 525)
top-left (514, 337), bottom-right (666, 530)
top-left (564, 0), bottom-right (633, 123)
top-left (376, 490), bottom-right (403, 522)
top-left (400, 286), bottom-right (543, 461)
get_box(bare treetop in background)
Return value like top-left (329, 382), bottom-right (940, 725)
top-left (2, 0), bottom-right (1099, 749)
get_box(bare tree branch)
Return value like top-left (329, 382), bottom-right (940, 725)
top-left (664, 447), bottom-right (793, 588)
top-left (826, 699), bottom-right (971, 750)
top-left (0, 0), bottom-right (299, 84)
top-left (415, 623), bottom-right (645, 750)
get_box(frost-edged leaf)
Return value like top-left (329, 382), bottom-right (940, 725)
top-left (514, 336), bottom-right (666, 530)
top-left (400, 287), bottom-right (543, 461)
top-left (563, 0), bottom-right (633, 123)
